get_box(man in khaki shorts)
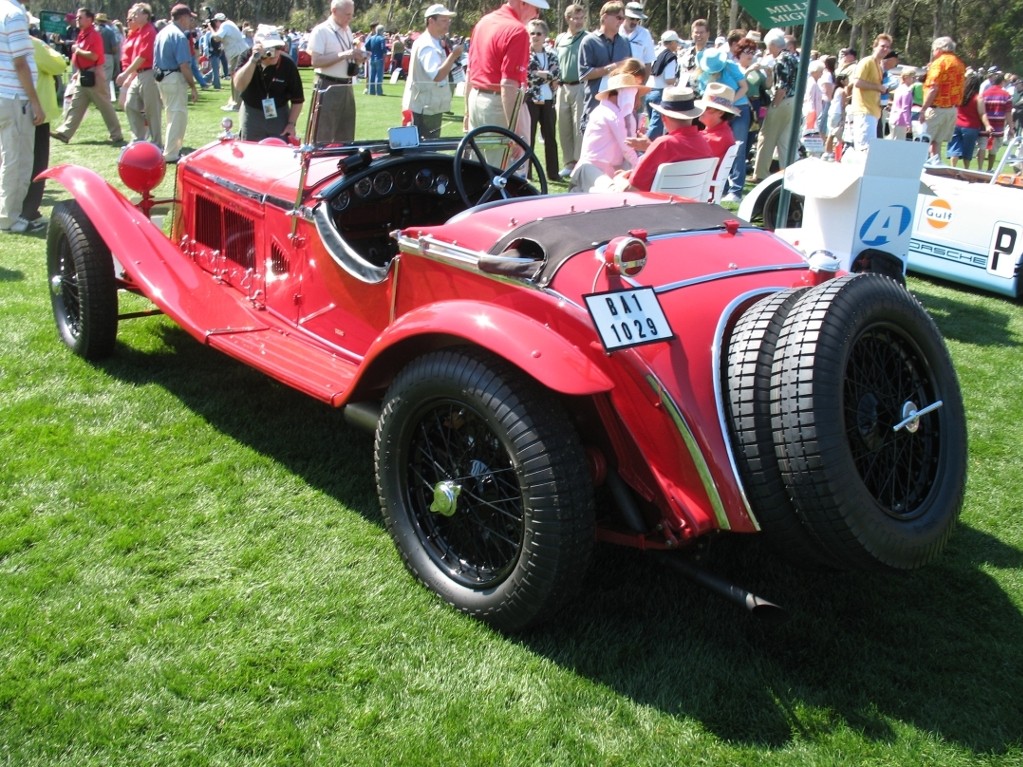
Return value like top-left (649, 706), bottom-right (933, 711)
top-left (921, 36), bottom-right (965, 162)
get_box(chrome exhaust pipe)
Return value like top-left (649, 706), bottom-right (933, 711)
top-left (654, 553), bottom-right (786, 623)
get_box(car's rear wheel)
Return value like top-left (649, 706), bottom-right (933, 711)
top-left (759, 182), bottom-right (804, 230)
top-left (725, 288), bottom-right (831, 566)
top-left (770, 274), bottom-right (967, 570)
top-left (375, 348), bottom-right (593, 631)
top-left (47, 200), bottom-right (117, 359)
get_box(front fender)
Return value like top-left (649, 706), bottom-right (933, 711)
top-left (359, 300), bottom-right (614, 397)
top-left (41, 164), bottom-right (261, 339)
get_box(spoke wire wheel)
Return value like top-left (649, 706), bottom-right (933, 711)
top-left (375, 349), bottom-right (593, 631)
top-left (770, 274), bottom-right (967, 570)
top-left (47, 200), bottom-right (118, 360)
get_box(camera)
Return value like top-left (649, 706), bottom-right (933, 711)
top-left (347, 61), bottom-right (359, 77)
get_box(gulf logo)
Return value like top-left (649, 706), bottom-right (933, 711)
top-left (925, 199), bottom-right (953, 229)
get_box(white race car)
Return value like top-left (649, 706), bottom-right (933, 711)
top-left (741, 136), bottom-right (1023, 298)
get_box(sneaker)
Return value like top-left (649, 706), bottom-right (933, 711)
top-left (720, 192), bottom-right (742, 204)
top-left (219, 103), bottom-right (238, 112)
top-left (50, 131), bottom-right (69, 144)
top-left (9, 217), bottom-right (33, 233)
top-left (558, 166), bottom-right (573, 179)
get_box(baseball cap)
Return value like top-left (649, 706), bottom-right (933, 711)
top-left (660, 30), bottom-right (682, 44)
top-left (171, 4), bottom-right (197, 17)
top-left (624, 2), bottom-right (647, 19)
top-left (840, 47), bottom-right (857, 57)
top-left (523, 0), bottom-right (550, 8)
top-left (95, 12), bottom-right (108, 22)
top-left (254, 24), bottom-right (286, 48)
top-left (213, 12), bottom-right (226, 20)
top-left (424, 3), bottom-right (456, 17)
top-left (884, 49), bottom-right (899, 59)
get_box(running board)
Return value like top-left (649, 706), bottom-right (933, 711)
top-left (207, 327), bottom-right (357, 405)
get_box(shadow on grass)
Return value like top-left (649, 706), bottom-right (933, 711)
top-left (911, 275), bottom-right (1021, 347)
top-left (0, 265), bottom-right (25, 282)
top-left (98, 321), bottom-right (1022, 757)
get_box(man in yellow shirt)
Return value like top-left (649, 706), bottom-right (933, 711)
top-left (848, 33), bottom-right (892, 151)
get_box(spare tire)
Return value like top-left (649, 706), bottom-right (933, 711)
top-left (770, 274), bottom-right (967, 570)
top-left (725, 288), bottom-right (832, 566)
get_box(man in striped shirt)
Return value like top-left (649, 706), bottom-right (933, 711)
top-left (0, 0), bottom-right (44, 232)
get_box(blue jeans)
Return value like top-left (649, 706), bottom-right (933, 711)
top-left (191, 58), bottom-right (209, 88)
top-left (644, 88), bottom-right (664, 139)
top-left (725, 102), bottom-right (752, 198)
top-left (368, 56), bottom-right (384, 95)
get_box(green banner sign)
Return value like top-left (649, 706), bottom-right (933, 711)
top-left (740, 0), bottom-right (847, 27)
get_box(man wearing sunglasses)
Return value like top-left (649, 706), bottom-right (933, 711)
top-left (578, 1), bottom-right (630, 132)
top-left (233, 25), bottom-right (304, 141)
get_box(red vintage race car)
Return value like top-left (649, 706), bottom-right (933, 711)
top-left (42, 125), bottom-right (967, 631)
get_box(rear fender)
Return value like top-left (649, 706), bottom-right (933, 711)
top-left (357, 300), bottom-right (614, 397)
top-left (41, 164), bottom-right (261, 339)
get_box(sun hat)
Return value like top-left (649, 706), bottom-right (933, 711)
top-left (697, 47), bottom-right (728, 75)
top-left (624, 2), bottom-right (647, 19)
top-left (695, 82), bottom-right (739, 115)
top-left (651, 84), bottom-right (704, 119)
top-left (660, 30), bottom-right (682, 44)
top-left (424, 3), bottom-right (456, 17)
top-left (596, 72), bottom-right (651, 101)
top-left (95, 12), bottom-right (108, 22)
top-left (254, 24), bottom-right (286, 48)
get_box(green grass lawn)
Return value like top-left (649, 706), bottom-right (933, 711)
top-left (1, 73), bottom-right (1022, 766)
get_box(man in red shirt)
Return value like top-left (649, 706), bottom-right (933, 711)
top-left (466, 0), bottom-right (549, 153)
top-left (977, 72), bottom-right (1012, 172)
top-left (51, 7), bottom-right (124, 145)
top-left (613, 85), bottom-right (712, 192)
top-left (116, 3), bottom-right (162, 147)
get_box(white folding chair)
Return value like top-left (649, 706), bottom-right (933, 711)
top-left (650, 157), bottom-right (718, 201)
top-left (706, 141), bottom-right (742, 203)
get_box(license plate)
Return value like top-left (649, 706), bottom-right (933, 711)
top-left (584, 287), bottom-right (675, 351)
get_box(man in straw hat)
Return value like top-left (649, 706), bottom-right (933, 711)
top-left (465, 0), bottom-right (549, 147)
top-left (403, 4), bottom-right (463, 140)
top-left (569, 71), bottom-right (648, 191)
top-left (611, 84), bottom-right (712, 192)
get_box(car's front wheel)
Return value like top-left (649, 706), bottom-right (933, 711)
top-left (46, 200), bottom-right (117, 359)
top-left (375, 348), bottom-right (594, 632)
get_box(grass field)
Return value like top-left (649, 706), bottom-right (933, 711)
top-left (1, 73), bottom-right (1022, 766)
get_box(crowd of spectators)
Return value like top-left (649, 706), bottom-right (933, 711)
top-left (3, 0), bottom-right (1022, 236)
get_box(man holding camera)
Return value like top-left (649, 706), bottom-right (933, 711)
top-left (308, 0), bottom-right (365, 143)
top-left (233, 26), bottom-right (304, 141)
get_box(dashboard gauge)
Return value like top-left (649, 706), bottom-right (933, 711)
top-left (435, 174), bottom-right (449, 195)
top-left (373, 171), bottom-right (394, 196)
top-left (415, 168), bottom-right (433, 191)
top-left (395, 168), bottom-right (415, 192)
top-left (330, 190), bottom-right (350, 212)
top-left (354, 177), bottom-right (373, 198)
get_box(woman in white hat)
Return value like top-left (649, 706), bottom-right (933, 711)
top-left (569, 72), bottom-right (649, 191)
top-left (696, 81), bottom-right (739, 170)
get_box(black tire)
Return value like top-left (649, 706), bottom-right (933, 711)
top-left (759, 183), bottom-right (804, 231)
top-left (725, 288), bottom-right (831, 566)
top-left (770, 274), bottom-right (967, 570)
top-left (375, 348), bottom-right (593, 631)
top-left (47, 200), bottom-right (117, 359)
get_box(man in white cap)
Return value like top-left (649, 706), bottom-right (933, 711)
top-left (212, 11), bottom-right (247, 110)
top-left (646, 30), bottom-right (682, 139)
top-left (620, 2), bottom-right (654, 78)
top-left (403, 4), bottom-right (463, 140)
top-left (465, 0), bottom-right (548, 151)
top-left (232, 25), bottom-right (304, 141)
top-left (615, 84), bottom-right (712, 191)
